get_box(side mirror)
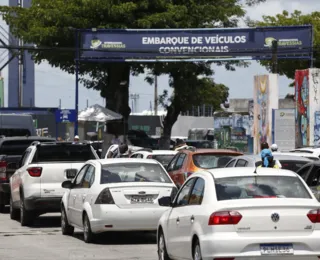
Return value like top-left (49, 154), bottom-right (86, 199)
top-left (158, 196), bottom-right (172, 207)
top-left (62, 180), bottom-right (73, 189)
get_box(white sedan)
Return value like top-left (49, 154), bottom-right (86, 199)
top-left (157, 167), bottom-right (320, 260)
top-left (61, 158), bottom-right (178, 243)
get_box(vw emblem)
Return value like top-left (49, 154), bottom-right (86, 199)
top-left (271, 213), bottom-right (280, 222)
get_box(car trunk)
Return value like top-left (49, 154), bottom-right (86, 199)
top-left (38, 162), bottom-right (84, 197)
top-left (217, 199), bottom-right (319, 235)
top-left (107, 183), bottom-right (174, 209)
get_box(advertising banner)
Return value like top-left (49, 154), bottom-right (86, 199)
top-left (272, 109), bottom-right (295, 151)
top-left (295, 68), bottom-right (320, 147)
top-left (314, 111), bottom-right (320, 146)
top-left (253, 74), bottom-right (279, 154)
top-left (80, 26), bottom-right (312, 61)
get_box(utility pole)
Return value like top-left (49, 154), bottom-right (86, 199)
top-left (154, 75), bottom-right (158, 115)
top-left (18, 0), bottom-right (24, 107)
top-left (271, 40), bottom-right (278, 74)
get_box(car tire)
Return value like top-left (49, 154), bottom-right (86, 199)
top-left (61, 206), bottom-right (74, 236)
top-left (20, 193), bottom-right (34, 226)
top-left (157, 230), bottom-right (171, 260)
top-left (10, 195), bottom-right (19, 220)
top-left (193, 239), bottom-right (202, 260)
top-left (83, 213), bottom-right (95, 243)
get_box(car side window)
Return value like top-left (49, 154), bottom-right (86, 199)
top-left (297, 165), bottom-right (312, 180)
top-left (189, 178), bottom-right (205, 205)
top-left (235, 159), bottom-right (247, 167)
top-left (306, 166), bottom-right (320, 186)
top-left (74, 165), bottom-right (89, 188)
top-left (130, 154), bottom-right (137, 158)
top-left (167, 154), bottom-right (179, 171)
top-left (81, 165), bottom-right (95, 188)
top-left (175, 178), bottom-right (196, 207)
top-left (226, 159), bottom-right (236, 167)
top-left (174, 153), bottom-right (186, 170)
top-left (136, 153), bottom-right (143, 158)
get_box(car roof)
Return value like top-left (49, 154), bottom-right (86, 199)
top-left (234, 154), bottom-right (312, 162)
top-left (94, 158), bottom-right (162, 165)
top-left (180, 149), bottom-right (243, 155)
top-left (273, 152), bottom-right (319, 159)
top-left (205, 167), bottom-right (298, 179)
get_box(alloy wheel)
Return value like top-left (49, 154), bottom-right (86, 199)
top-left (194, 244), bottom-right (202, 260)
top-left (158, 234), bottom-right (165, 260)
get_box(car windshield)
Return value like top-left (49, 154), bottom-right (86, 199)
top-left (193, 153), bottom-right (234, 169)
top-left (152, 155), bottom-right (175, 166)
top-left (215, 176), bottom-right (311, 201)
top-left (100, 163), bottom-right (172, 184)
top-left (32, 144), bottom-right (96, 162)
top-left (255, 160), bottom-right (308, 172)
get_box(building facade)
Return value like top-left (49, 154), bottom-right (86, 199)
top-left (8, 0), bottom-right (35, 107)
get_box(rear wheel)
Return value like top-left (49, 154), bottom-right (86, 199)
top-left (61, 207), bottom-right (74, 235)
top-left (10, 195), bottom-right (19, 220)
top-left (0, 192), bottom-right (5, 213)
top-left (193, 239), bottom-right (202, 260)
top-left (20, 193), bottom-right (34, 226)
top-left (0, 203), bottom-right (5, 213)
top-left (83, 213), bottom-right (95, 243)
top-left (157, 230), bottom-right (171, 260)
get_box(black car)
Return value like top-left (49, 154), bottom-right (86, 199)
top-left (296, 161), bottom-right (320, 200)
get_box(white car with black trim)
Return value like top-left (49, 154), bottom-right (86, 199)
top-left (157, 167), bottom-right (320, 260)
top-left (60, 158), bottom-right (178, 243)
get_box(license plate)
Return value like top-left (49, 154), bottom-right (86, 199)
top-left (260, 244), bottom-right (294, 255)
top-left (131, 195), bottom-right (154, 204)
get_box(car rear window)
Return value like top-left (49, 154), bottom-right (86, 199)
top-left (32, 144), bottom-right (96, 162)
top-left (193, 153), bottom-right (234, 169)
top-left (0, 139), bottom-right (54, 155)
top-left (255, 160), bottom-right (308, 172)
top-left (152, 155), bottom-right (175, 166)
top-left (100, 163), bottom-right (172, 184)
top-left (215, 176), bottom-right (311, 201)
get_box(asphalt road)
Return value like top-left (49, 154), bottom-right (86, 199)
top-left (0, 208), bottom-right (157, 260)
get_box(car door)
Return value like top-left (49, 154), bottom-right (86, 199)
top-left (68, 165), bottom-right (89, 225)
top-left (74, 164), bottom-right (95, 227)
top-left (176, 177), bottom-right (205, 259)
top-left (166, 178), bottom-right (196, 258)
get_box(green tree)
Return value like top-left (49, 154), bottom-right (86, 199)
top-left (251, 10), bottom-right (320, 80)
top-left (0, 0), bottom-right (265, 141)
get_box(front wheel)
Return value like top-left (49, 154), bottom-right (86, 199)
top-left (193, 239), bottom-right (202, 260)
top-left (157, 230), bottom-right (171, 260)
top-left (83, 213), bottom-right (95, 243)
top-left (61, 207), bottom-right (74, 235)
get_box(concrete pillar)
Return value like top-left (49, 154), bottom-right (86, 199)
top-left (253, 74), bottom-right (279, 154)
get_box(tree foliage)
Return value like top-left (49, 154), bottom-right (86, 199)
top-left (251, 10), bottom-right (320, 80)
top-left (0, 0), bottom-right (266, 143)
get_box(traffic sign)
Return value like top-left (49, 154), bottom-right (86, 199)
top-left (55, 109), bottom-right (77, 123)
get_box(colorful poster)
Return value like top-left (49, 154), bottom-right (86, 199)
top-left (309, 69), bottom-right (320, 145)
top-left (295, 70), bottom-right (310, 147)
top-left (314, 111), bottom-right (320, 146)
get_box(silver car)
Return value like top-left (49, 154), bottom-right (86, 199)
top-left (225, 154), bottom-right (312, 172)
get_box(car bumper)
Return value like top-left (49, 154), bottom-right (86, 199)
top-left (199, 231), bottom-right (320, 260)
top-left (90, 205), bottom-right (169, 233)
top-left (24, 196), bottom-right (62, 212)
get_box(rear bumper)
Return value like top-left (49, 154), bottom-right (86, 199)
top-left (24, 196), bottom-right (62, 212)
top-left (199, 231), bottom-right (320, 260)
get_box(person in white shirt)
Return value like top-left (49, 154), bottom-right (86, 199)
top-left (270, 143), bottom-right (282, 168)
top-left (106, 143), bottom-right (128, 158)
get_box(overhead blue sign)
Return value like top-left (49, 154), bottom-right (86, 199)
top-left (55, 109), bottom-right (77, 123)
top-left (79, 26), bottom-right (312, 61)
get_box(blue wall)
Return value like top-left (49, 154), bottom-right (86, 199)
top-left (8, 0), bottom-right (35, 107)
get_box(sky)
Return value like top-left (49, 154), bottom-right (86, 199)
top-left (0, 0), bottom-right (319, 112)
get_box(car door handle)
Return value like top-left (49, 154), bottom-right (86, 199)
top-left (176, 217), bottom-right (180, 224)
top-left (190, 215), bottom-right (195, 223)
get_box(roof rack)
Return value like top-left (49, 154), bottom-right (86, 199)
top-left (31, 141), bottom-right (41, 146)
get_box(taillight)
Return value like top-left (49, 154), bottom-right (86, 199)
top-left (27, 167), bottom-right (42, 177)
top-left (307, 209), bottom-right (320, 223)
top-left (170, 187), bottom-right (178, 200)
top-left (183, 172), bottom-right (193, 180)
top-left (208, 211), bottom-right (242, 225)
top-left (147, 155), bottom-right (153, 159)
top-left (0, 161), bottom-right (7, 181)
top-left (95, 188), bottom-right (115, 204)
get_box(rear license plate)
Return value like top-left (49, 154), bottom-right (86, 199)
top-left (131, 195), bottom-right (154, 204)
top-left (260, 244), bottom-right (294, 255)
